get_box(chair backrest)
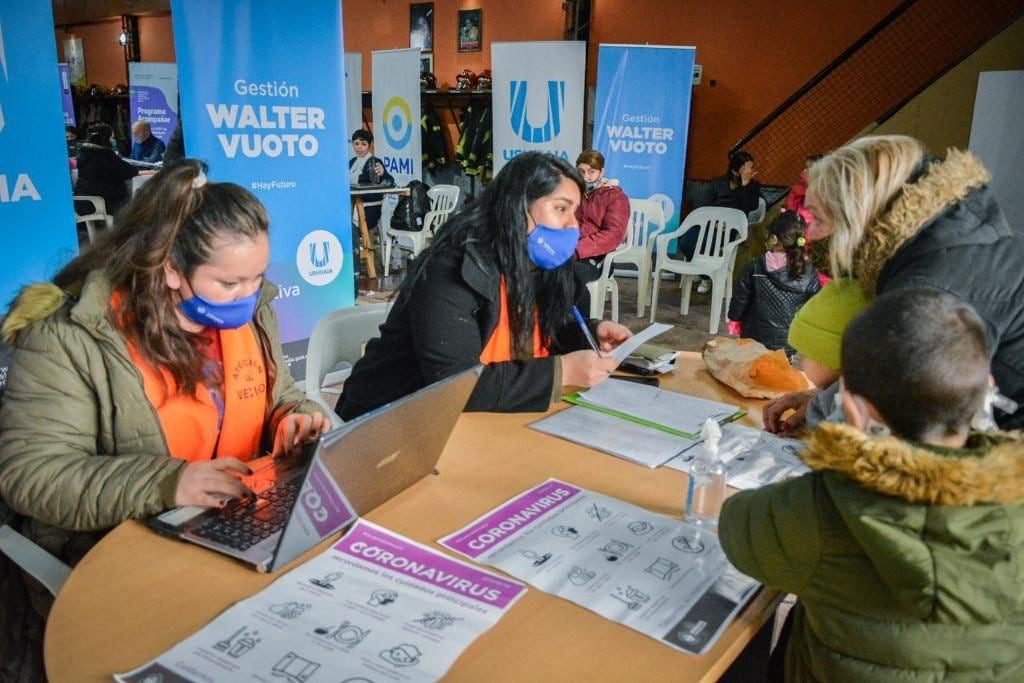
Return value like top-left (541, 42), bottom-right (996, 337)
top-left (73, 195), bottom-right (108, 222)
top-left (677, 206), bottom-right (749, 263)
top-left (747, 196), bottom-right (767, 226)
top-left (427, 184), bottom-right (460, 214)
top-left (304, 304), bottom-right (391, 411)
top-left (627, 199), bottom-right (667, 249)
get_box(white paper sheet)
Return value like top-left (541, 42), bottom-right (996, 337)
top-left (577, 379), bottom-right (742, 437)
top-left (116, 520), bottom-right (526, 683)
top-left (529, 406), bottom-right (692, 468)
top-left (664, 424), bottom-right (809, 489)
top-left (610, 323), bottom-right (673, 363)
top-left (439, 480), bottom-right (759, 656)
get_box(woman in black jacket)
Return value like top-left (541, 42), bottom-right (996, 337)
top-left (764, 135), bottom-right (1024, 433)
top-left (336, 152), bottom-right (632, 421)
top-left (73, 123), bottom-right (138, 216)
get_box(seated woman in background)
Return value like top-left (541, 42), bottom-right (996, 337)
top-left (349, 128), bottom-right (395, 231)
top-left (336, 151), bottom-right (632, 421)
top-left (0, 160), bottom-right (330, 571)
top-left (73, 122), bottom-right (138, 216)
top-left (726, 211), bottom-right (820, 355)
top-left (681, 150), bottom-right (761, 293)
top-left (573, 150), bottom-right (631, 283)
top-left (709, 150), bottom-right (762, 213)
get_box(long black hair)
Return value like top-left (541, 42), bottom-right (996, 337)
top-left (406, 151), bottom-right (584, 356)
top-left (768, 211), bottom-right (809, 279)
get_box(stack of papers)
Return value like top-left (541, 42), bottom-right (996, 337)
top-left (620, 342), bottom-right (680, 375)
top-left (566, 378), bottom-right (745, 438)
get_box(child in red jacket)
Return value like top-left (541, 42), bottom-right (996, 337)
top-left (574, 150), bottom-right (631, 282)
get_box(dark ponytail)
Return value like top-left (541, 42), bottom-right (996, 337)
top-left (767, 211), bottom-right (809, 280)
top-left (53, 159), bottom-right (270, 394)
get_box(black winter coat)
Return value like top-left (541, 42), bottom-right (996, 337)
top-left (73, 143), bottom-right (138, 212)
top-left (707, 175), bottom-right (761, 213)
top-left (336, 242), bottom-right (591, 421)
top-left (853, 151), bottom-right (1024, 429)
top-left (728, 256), bottom-right (821, 354)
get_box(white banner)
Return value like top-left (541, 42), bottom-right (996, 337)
top-left (344, 52), bottom-right (363, 156)
top-left (492, 41), bottom-right (586, 173)
top-left (372, 48), bottom-right (422, 185)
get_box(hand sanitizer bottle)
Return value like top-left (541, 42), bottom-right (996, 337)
top-left (685, 418), bottom-right (727, 528)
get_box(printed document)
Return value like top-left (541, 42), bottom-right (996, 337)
top-left (439, 480), bottom-right (759, 655)
top-left (116, 520), bottom-right (526, 683)
top-left (664, 424), bottom-right (809, 489)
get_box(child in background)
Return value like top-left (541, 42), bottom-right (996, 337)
top-left (720, 288), bottom-right (1024, 682)
top-left (727, 212), bottom-right (820, 355)
top-left (782, 154), bottom-right (831, 286)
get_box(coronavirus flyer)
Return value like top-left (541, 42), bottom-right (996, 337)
top-left (439, 479), bottom-right (759, 655)
top-left (116, 520), bottom-right (526, 682)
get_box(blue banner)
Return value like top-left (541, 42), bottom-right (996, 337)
top-left (59, 63), bottom-right (76, 126)
top-left (0, 3), bottom-right (79, 310)
top-left (171, 0), bottom-right (354, 378)
top-left (129, 62), bottom-right (179, 145)
top-left (593, 45), bottom-right (696, 233)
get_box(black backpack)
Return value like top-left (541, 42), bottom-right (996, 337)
top-left (390, 180), bottom-right (431, 231)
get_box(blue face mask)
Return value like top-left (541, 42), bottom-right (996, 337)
top-left (179, 290), bottom-right (259, 329)
top-left (527, 224), bottom-right (580, 270)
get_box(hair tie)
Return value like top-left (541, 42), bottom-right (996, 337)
top-left (796, 236), bottom-right (806, 247)
top-left (191, 171), bottom-right (208, 189)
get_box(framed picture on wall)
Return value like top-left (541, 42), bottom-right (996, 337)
top-left (420, 53), bottom-right (434, 76)
top-left (457, 9), bottom-right (482, 52)
top-left (410, 3), bottom-right (434, 51)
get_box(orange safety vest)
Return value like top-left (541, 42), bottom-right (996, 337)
top-left (114, 293), bottom-right (267, 462)
top-left (479, 278), bottom-right (550, 364)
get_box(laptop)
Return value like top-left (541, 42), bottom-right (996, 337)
top-left (148, 366), bottom-right (481, 572)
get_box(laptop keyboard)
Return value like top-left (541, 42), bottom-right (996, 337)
top-left (191, 480), bottom-right (300, 551)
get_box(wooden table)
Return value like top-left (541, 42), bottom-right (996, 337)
top-left (351, 185), bottom-right (411, 280)
top-left (45, 353), bottom-right (779, 682)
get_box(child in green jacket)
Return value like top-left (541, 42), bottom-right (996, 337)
top-left (720, 287), bottom-right (1024, 682)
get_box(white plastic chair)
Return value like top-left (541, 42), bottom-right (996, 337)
top-left (73, 195), bottom-right (113, 244)
top-left (585, 255), bottom-right (620, 323)
top-left (607, 199), bottom-right (666, 317)
top-left (747, 196), bottom-right (767, 227)
top-left (304, 303), bottom-right (391, 427)
top-left (649, 207), bottom-right (748, 334)
top-left (427, 184), bottom-right (460, 215)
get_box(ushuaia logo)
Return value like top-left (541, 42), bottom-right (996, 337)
top-left (309, 240), bottom-right (330, 268)
top-left (296, 229), bottom-right (343, 286)
top-left (509, 80), bottom-right (565, 143)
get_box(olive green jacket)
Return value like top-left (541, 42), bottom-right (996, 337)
top-left (0, 270), bottom-right (326, 562)
top-left (720, 422), bottom-right (1024, 682)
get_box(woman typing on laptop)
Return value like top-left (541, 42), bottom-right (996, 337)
top-left (0, 160), bottom-right (330, 571)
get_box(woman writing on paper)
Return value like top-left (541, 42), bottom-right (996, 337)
top-left (0, 160), bottom-right (331, 570)
top-left (336, 152), bottom-right (633, 421)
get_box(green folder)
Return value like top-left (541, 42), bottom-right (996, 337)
top-left (561, 392), bottom-right (746, 439)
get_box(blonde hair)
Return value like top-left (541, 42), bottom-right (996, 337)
top-left (808, 135), bottom-right (925, 276)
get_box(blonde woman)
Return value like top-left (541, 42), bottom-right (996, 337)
top-left (764, 135), bottom-right (1023, 433)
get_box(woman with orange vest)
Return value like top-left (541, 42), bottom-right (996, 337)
top-left (336, 152), bottom-right (632, 421)
top-left (0, 160), bottom-right (331, 570)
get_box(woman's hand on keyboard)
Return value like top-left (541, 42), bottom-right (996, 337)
top-left (174, 458), bottom-right (254, 508)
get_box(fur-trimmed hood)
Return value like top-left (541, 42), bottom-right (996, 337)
top-left (2, 283), bottom-right (68, 345)
top-left (853, 149), bottom-right (991, 294)
top-left (802, 421), bottom-right (1024, 506)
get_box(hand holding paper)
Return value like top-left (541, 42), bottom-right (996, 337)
top-left (610, 323), bottom-right (673, 363)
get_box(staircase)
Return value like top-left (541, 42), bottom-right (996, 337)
top-left (731, 0), bottom-right (1024, 186)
